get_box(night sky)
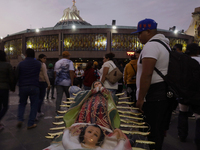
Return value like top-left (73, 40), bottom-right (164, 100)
top-left (0, 0), bottom-right (199, 38)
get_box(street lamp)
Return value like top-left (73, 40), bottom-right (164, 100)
top-left (112, 20), bottom-right (116, 29)
top-left (36, 28), bottom-right (40, 32)
top-left (72, 25), bottom-right (76, 29)
top-left (169, 26), bottom-right (176, 32)
top-left (174, 30), bottom-right (178, 34)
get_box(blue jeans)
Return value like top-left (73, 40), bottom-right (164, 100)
top-left (0, 89), bottom-right (9, 121)
top-left (56, 85), bottom-right (69, 111)
top-left (38, 82), bottom-right (47, 113)
top-left (18, 86), bottom-right (39, 126)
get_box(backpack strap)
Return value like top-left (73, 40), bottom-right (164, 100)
top-left (130, 64), bottom-right (136, 74)
top-left (149, 39), bottom-right (171, 81)
top-left (150, 39), bottom-right (171, 53)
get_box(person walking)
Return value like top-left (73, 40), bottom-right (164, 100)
top-left (133, 18), bottom-right (171, 149)
top-left (0, 50), bottom-right (15, 130)
top-left (46, 63), bottom-right (55, 100)
top-left (37, 54), bottom-right (50, 118)
top-left (123, 55), bottom-right (137, 106)
top-left (99, 53), bottom-right (118, 94)
top-left (16, 48), bottom-right (41, 129)
top-left (54, 51), bottom-right (74, 112)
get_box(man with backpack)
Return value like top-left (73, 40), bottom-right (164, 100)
top-left (178, 43), bottom-right (200, 149)
top-left (132, 18), bottom-right (172, 150)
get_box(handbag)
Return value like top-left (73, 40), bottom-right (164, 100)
top-left (106, 62), bottom-right (123, 84)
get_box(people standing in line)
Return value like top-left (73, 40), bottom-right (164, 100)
top-left (37, 54), bottom-right (51, 118)
top-left (0, 50), bottom-right (15, 130)
top-left (46, 63), bottom-right (55, 100)
top-left (16, 48), bottom-right (41, 129)
top-left (133, 18), bottom-right (171, 149)
top-left (83, 61), bottom-right (98, 90)
top-left (178, 43), bottom-right (200, 149)
top-left (75, 66), bottom-right (84, 88)
top-left (116, 60), bottom-right (124, 94)
top-left (123, 55), bottom-right (137, 106)
top-left (54, 51), bottom-right (74, 112)
top-left (99, 53), bottom-right (118, 94)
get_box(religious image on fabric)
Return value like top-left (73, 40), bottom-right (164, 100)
top-left (44, 81), bottom-right (153, 150)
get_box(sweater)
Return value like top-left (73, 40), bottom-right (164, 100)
top-left (123, 59), bottom-right (137, 84)
top-left (16, 57), bottom-right (41, 87)
top-left (83, 68), bottom-right (97, 87)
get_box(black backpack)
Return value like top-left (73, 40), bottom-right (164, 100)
top-left (150, 39), bottom-right (200, 105)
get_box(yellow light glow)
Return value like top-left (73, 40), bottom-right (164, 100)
top-left (127, 52), bottom-right (135, 56)
top-left (28, 45), bottom-right (33, 48)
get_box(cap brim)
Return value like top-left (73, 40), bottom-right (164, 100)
top-left (131, 30), bottom-right (140, 34)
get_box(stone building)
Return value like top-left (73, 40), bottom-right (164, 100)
top-left (0, 1), bottom-right (194, 67)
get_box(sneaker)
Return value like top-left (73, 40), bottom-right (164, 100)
top-left (27, 124), bottom-right (37, 129)
top-left (16, 121), bottom-right (23, 128)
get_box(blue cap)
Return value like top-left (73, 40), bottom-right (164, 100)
top-left (132, 18), bottom-right (157, 34)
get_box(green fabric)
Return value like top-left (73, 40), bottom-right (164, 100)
top-left (63, 89), bottom-right (120, 129)
top-left (64, 90), bottom-right (91, 127)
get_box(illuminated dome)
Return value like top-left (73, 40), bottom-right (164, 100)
top-left (54, 0), bottom-right (91, 27)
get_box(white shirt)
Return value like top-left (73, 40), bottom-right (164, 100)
top-left (192, 56), bottom-right (200, 64)
top-left (99, 60), bottom-right (118, 90)
top-left (136, 34), bottom-right (170, 100)
top-left (54, 58), bottom-right (74, 86)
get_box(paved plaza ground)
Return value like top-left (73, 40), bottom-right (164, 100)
top-left (0, 88), bottom-right (197, 150)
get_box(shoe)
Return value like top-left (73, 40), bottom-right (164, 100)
top-left (16, 121), bottom-right (23, 128)
top-left (27, 124), bottom-right (37, 129)
top-left (51, 97), bottom-right (55, 99)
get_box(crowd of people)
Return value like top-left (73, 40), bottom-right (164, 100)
top-left (0, 18), bottom-right (200, 150)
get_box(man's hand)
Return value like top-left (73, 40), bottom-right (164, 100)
top-left (136, 99), bottom-right (144, 113)
top-left (47, 85), bottom-right (51, 90)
